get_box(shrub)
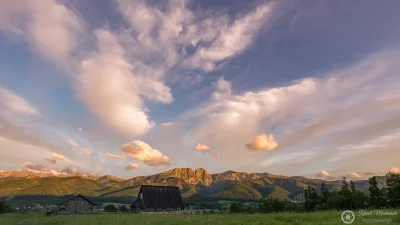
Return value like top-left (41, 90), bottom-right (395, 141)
top-left (104, 204), bottom-right (118, 212)
top-left (0, 202), bottom-right (14, 213)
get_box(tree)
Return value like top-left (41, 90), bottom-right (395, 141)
top-left (259, 198), bottom-right (286, 213)
top-left (339, 177), bottom-right (352, 209)
top-left (304, 186), bottom-right (318, 212)
top-left (229, 202), bottom-right (244, 213)
top-left (368, 176), bottom-right (381, 208)
top-left (386, 172), bottom-right (400, 207)
top-left (350, 181), bottom-right (356, 192)
top-left (104, 204), bottom-right (118, 212)
top-left (319, 182), bottom-right (329, 210)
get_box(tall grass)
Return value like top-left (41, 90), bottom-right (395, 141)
top-left (0, 211), bottom-right (399, 225)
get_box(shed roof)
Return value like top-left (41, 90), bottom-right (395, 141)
top-left (58, 194), bottom-right (96, 206)
top-left (131, 185), bottom-right (184, 209)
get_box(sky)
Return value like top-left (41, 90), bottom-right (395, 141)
top-left (0, 0), bottom-right (400, 180)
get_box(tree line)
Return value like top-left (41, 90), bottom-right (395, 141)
top-left (230, 172), bottom-right (400, 213)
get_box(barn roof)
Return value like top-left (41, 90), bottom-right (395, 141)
top-left (131, 185), bottom-right (184, 209)
top-left (58, 194), bottom-right (96, 206)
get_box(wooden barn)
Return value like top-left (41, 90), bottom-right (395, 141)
top-left (58, 194), bottom-right (96, 213)
top-left (131, 185), bottom-right (184, 211)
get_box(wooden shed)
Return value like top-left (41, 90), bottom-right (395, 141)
top-left (58, 194), bottom-right (96, 213)
top-left (131, 185), bottom-right (184, 211)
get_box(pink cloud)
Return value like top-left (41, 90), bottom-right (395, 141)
top-left (246, 133), bottom-right (278, 151)
top-left (194, 143), bottom-right (210, 152)
top-left (125, 163), bottom-right (139, 171)
top-left (52, 152), bottom-right (65, 160)
top-left (347, 172), bottom-right (362, 179)
top-left (316, 170), bottom-right (332, 178)
top-left (20, 162), bottom-right (47, 171)
top-left (120, 140), bottom-right (170, 166)
top-left (105, 152), bottom-right (126, 159)
top-left (67, 138), bottom-right (92, 155)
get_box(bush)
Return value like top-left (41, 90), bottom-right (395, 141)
top-left (119, 205), bottom-right (129, 213)
top-left (0, 202), bottom-right (14, 213)
top-left (104, 204), bottom-right (118, 212)
top-left (229, 202), bottom-right (245, 213)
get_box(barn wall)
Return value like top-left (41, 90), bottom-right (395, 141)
top-left (66, 200), bottom-right (89, 213)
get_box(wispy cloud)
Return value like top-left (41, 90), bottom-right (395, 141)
top-left (67, 138), bottom-right (92, 155)
top-left (0, 88), bottom-right (39, 116)
top-left (105, 152), bottom-right (126, 159)
top-left (20, 162), bottom-right (47, 171)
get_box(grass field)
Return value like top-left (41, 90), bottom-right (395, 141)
top-left (1, 211), bottom-right (399, 225)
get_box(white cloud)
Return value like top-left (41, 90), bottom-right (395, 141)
top-left (120, 140), bottom-right (170, 166)
top-left (0, 0), bottom-right (82, 65)
top-left (0, 88), bottom-right (39, 116)
top-left (211, 78), bottom-right (232, 101)
top-left (105, 152), bottom-right (126, 159)
top-left (118, 0), bottom-right (275, 72)
top-left (194, 143), bottom-right (210, 152)
top-left (51, 152), bottom-right (65, 161)
top-left (246, 134), bottom-right (278, 151)
top-left (125, 163), bottom-right (139, 171)
top-left (77, 29), bottom-right (173, 137)
top-left (183, 3), bottom-right (275, 71)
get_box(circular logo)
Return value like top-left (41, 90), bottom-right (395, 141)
top-left (341, 210), bottom-right (355, 224)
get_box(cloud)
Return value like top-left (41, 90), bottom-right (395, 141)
top-left (183, 3), bottom-right (275, 71)
top-left (124, 163), bottom-right (139, 171)
top-left (77, 29), bottom-right (173, 137)
top-left (105, 152), bottom-right (126, 159)
top-left (45, 159), bottom-right (57, 164)
top-left (211, 78), bottom-right (232, 101)
top-left (0, 88), bottom-right (39, 116)
top-left (120, 140), bottom-right (170, 166)
top-left (177, 48), bottom-right (400, 174)
top-left (332, 129), bottom-right (400, 162)
top-left (20, 162), bottom-right (47, 171)
top-left (194, 143), bottom-right (210, 152)
top-left (316, 170), bottom-right (332, 178)
top-left (246, 134), bottom-right (278, 151)
top-left (61, 165), bottom-right (81, 175)
top-left (67, 138), bottom-right (92, 155)
top-left (0, 0), bottom-right (83, 66)
top-left (346, 172), bottom-right (362, 179)
top-left (52, 152), bottom-right (65, 161)
top-left (211, 152), bottom-right (220, 158)
top-left (389, 167), bottom-right (400, 173)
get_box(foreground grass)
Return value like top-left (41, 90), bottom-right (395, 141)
top-left (1, 211), bottom-right (399, 225)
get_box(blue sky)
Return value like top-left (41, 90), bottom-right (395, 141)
top-left (0, 0), bottom-right (400, 179)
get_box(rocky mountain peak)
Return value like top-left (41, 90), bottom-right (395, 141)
top-left (158, 168), bottom-right (213, 185)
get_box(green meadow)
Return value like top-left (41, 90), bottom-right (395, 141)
top-left (1, 211), bottom-right (399, 225)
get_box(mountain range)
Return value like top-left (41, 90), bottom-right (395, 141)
top-left (0, 168), bottom-right (386, 202)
